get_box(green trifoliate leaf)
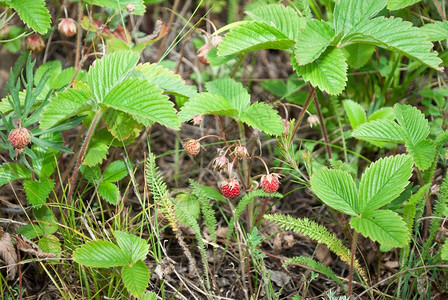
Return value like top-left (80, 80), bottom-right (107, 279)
top-left (394, 104), bottom-right (429, 145)
top-left (343, 99), bottom-right (366, 130)
top-left (406, 140), bottom-right (435, 171)
top-left (333, 0), bottom-right (387, 33)
top-left (114, 231), bottom-right (149, 264)
top-left (135, 63), bottom-right (197, 98)
top-left (387, 0), bottom-right (421, 10)
top-left (295, 20), bottom-right (335, 65)
top-left (73, 240), bottom-right (130, 267)
top-left (38, 235), bottom-right (61, 255)
top-left (217, 22), bottom-right (294, 56)
top-left (98, 182), bottom-right (120, 205)
top-left (121, 260), bottom-right (150, 298)
top-left (103, 160), bottom-right (130, 182)
top-left (367, 107), bottom-right (394, 121)
top-left (0, 163), bottom-right (32, 186)
top-left (358, 154), bottom-right (413, 213)
top-left (8, 0), bottom-right (51, 34)
top-left (206, 78), bottom-right (251, 114)
top-left (34, 60), bottom-right (62, 85)
top-left (351, 119), bottom-right (407, 143)
top-left (294, 47), bottom-right (348, 95)
top-left (240, 102), bottom-right (284, 136)
top-left (246, 4), bottom-right (307, 41)
top-left (310, 168), bottom-right (359, 216)
top-left (343, 44), bottom-right (375, 69)
top-left (141, 292), bottom-right (157, 300)
top-left (90, 0), bottom-right (146, 15)
top-left (88, 51), bottom-right (140, 103)
top-left (40, 88), bottom-right (91, 130)
top-left (24, 179), bottom-right (54, 207)
top-left (84, 141), bottom-right (109, 166)
top-left (102, 77), bottom-right (179, 130)
top-left (350, 210), bottom-right (410, 247)
top-left (343, 17), bottom-right (442, 70)
top-left (103, 109), bottom-right (139, 141)
top-left (420, 21), bottom-right (448, 42)
top-left (33, 206), bottom-right (58, 235)
top-left (178, 92), bottom-right (237, 122)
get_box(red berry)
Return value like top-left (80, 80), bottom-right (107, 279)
top-left (220, 178), bottom-right (240, 198)
top-left (261, 173), bottom-right (280, 193)
top-left (8, 127), bottom-right (31, 152)
top-left (58, 18), bottom-right (77, 37)
top-left (184, 139), bottom-right (201, 156)
top-left (26, 34), bottom-right (45, 53)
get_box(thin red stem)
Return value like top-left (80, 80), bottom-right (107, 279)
top-left (289, 85), bottom-right (315, 148)
top-left (313, 93), bottom-right (332, 159)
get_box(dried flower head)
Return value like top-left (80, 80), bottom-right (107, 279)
top-left (281, 118), bottom-right (290, 136)
top-left (234, 145), bottom-right (249, 160)
top-left (192, 114), bottom-right (203, 125)
top-left (126, 3), bottom-right (135, 12)
top-left (26, 34), bottom-right (45, 53)
top-left (212, 152), bottom-right (229, 171)
top-left (58, 18), bottom-right (77, 37)
top-left (307, 115), bottom-right (319, 127)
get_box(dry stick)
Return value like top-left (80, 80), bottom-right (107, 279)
top-left (313, 94), bottom-right (332, 159)
top-left (156, 0), bottom-right (180, 61)
top-left (17, 246), bottom-right (22, 300)
top-left (434, 0), bottom-right (447, 20)
top-left (356, 264), bottom-right (448, 299)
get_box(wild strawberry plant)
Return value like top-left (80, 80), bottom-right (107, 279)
top-left (0, 0), bottom-right (447, 299)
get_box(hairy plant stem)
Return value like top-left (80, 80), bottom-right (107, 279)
top-left (314, 94), bottom-right (332, 159)
top-left (66, 110), bottom-right (104, 204)
top-left (348, 230), bottom-right (358, 299)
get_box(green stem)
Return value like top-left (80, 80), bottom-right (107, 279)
top-left (423, 129), bottom-right (448, 185)
top-left (66, 110), bottom-right (104, 204)
top-left (231, 53), bottom-right (247, 78)
top-left (348, 230), bottom-right (358, 299)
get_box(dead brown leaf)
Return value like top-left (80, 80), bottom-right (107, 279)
top-left (15, 235), bottom-right (57, 258)
top-left (0, 229), bottom-right (18, 280)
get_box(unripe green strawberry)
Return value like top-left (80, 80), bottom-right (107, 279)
top-left (261, 173), bottom-right (280, 193)
top-left (220, 178), bottom-right (240, 198)
top-left (8, 127), bottom-right (30, 151)
top-left (184, 139), bottom-right (201, 156)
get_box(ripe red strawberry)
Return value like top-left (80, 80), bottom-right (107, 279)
top-left (220, 178), bottom-right (240, 198)
top-left (184, 139), bottom-right (201, 156)
top-left (261, 173), bottom-right (280, 193)
top-left (8, 127), bottom-right (31, 153)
